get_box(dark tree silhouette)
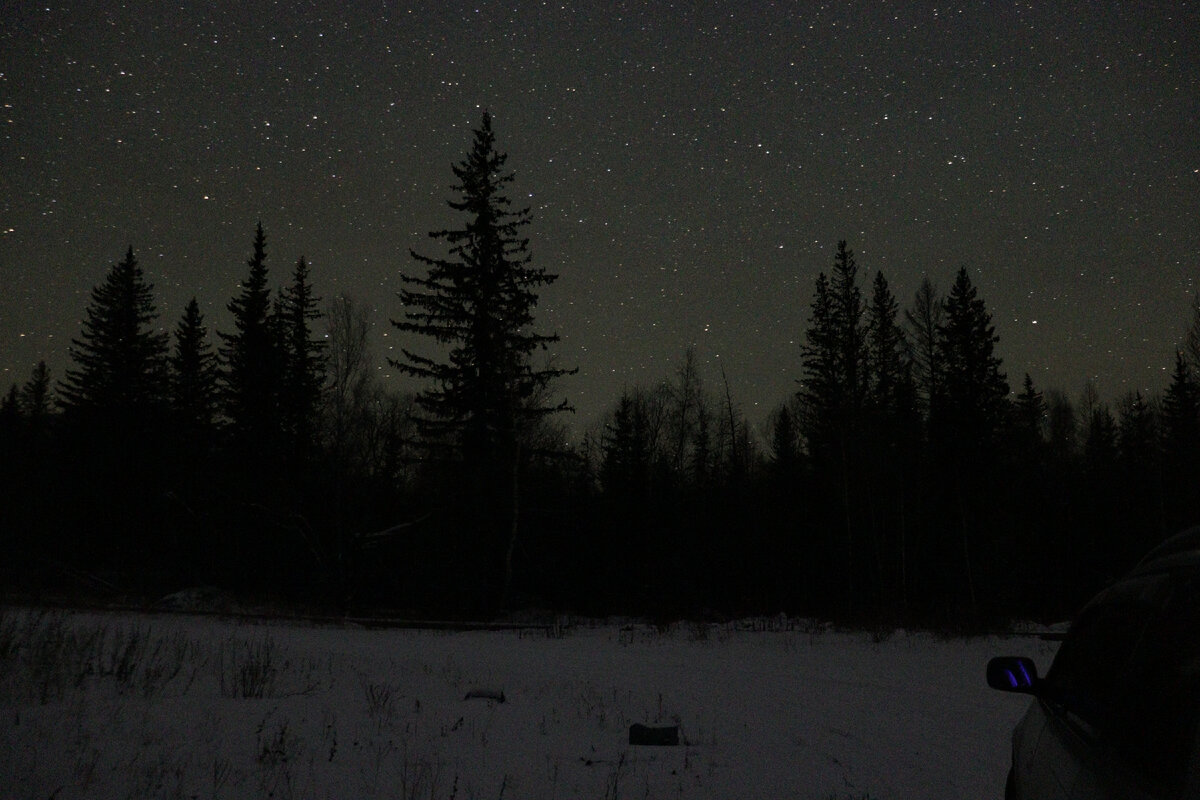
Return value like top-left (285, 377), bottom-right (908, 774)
top-left (390, 112), bottom-right (573, 608)
top-left (59, 247), bottom-right (169, 420)
top-left (769, 404), bottom-right (800, 472)
top-left (1013, 373), bottom-right (1046, 450)
top-left (865, 271), bottom-right (911, 416)
top-left (1117, 390), bottom-right (1164, 553)
top-left (600, 389), bottom-right (655, 499)
top-left (393, 113), bottom-right (572, 456)
top-left (0, 384), bottom-right (18, 425)
top-left (220, 223), bottom-right (282, 455)
top-left (934, 267), bottom-right (1009, 449)
top-left (169, 298), bottom-right (219, 435)
top-left (277, 256), bottom-right (326, 462)
top-left (20, 361), bottom-right (52, 422)
top-left (799, 242), bottom-right (867, 458)
top-left (905, 277), bottom-right (943, 414)
top-left (1118, 391), bottom-right (1158, 470)
top-left (56, 247), bottom-right (172, 579)
top-left (797, 242), bottom-right (868, 615)
top-left (1161, 351), bottom-right (1200, 528)
top-left (1162, 351), bottom-right (1200, 454)
top-left (863, 270), bottom-right (919, 614)
top-left (1185, 293), bottom-right (1200, 375)
top-left (798, 271), bottom-right (838, 452)
top-left (1083, 400), bottom-right (1119, 473)
top-left (929, 267), bottom-right (1008, 620)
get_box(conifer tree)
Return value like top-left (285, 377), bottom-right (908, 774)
top-left (1184, 293), bottom-right (1200, 375)
top-left (1084, 402), bottom-right (1118, 472)
top-left (392, 112), bottom-right (573, 463)
top-left (169, 298), bottom-right (219, 434)
top-left (769, 404), bottom-right (799, 472)
top-left (1117, 390), bottom-right (1164, 544)
top-left (600, 391), bottom-right (652, 498)
top-left (905, 277), bottom-right (943, 414)
top-left (1161, 351), bottom-right (1200, 525)
top-left (798, 271), bottom-right (838, 454)
top-left (1013, 373), bottom-right (1046, 449)
top-left (862, 270), bottom-right (919, 613)
top-left (797, 242), bottom-right (869, 614)
top-left (928, 267), bottom-right (1008, 619)
top-left (0, 385), bottom-right (18, 425)
top-left (277, 256), bottom-right (326, 460)
top-left (390, 112), bottom-right (573, 607)
top-left (56, 248), bottom-right (170, 572)
top-left (865, 272), bottom-right (907, 409)
top-left (1045, 390), bottom-right (1077, 462)
top-left (220, 223), bottom-right (281, 453)
top-left (865, 270), bottom-right (919, 443)
top-left (1117, 390), bottom-right (1158, 468)
top-left (933, 267), bottom-right (1009, 449)
top-left (800, 243), bottom-right (868, 450)
top-left (59, 247), bottom-right (169, 420)
top-left (830, 241), bottom-right (868, 419)
top-left (1162, 350), bottom-right (1200, 448)
top-left (20, 361), bottom-right (52, 422)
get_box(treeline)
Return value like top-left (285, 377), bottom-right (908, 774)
top-left (1, 229), bottom-right (421, 607)
top-left (576, 247), bottom-right (1200, 625)
top-left (3, 115), bottom-right (1199, 627)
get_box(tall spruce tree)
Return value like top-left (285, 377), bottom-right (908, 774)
top-left (390, 111), bottom-right (573, 607)
top-left (600, 390), bottom-right (653, 499)
top-left (393, 113), bottom-right (572, 459)
top-left (798, 271), bottom-right (838, 454)
top-left (277, 256), bottom-right (326, 461)
top-left (797, 242), bottom-right (869, 614)
top-left (863, 270), bottom-right (918, 613)
top-left (220, 223), bottom-right (281, 454)
top-left (59, 247), bottom-right (169, 420)
top-left (798, 242), bottom-right (868, 454)
top-left (57, 247), bottom-right (171, 572)
top-left (904, 277), bottom-right (943, 415)
top-left (928, 267), bottom-right (1008, 619)
top-left (1161, 350), bottom-right (1200, 526)
top-left (934, 267), bottom-right (1009, 450)
top-left (769, 404), bottom-right (800, 472)
top-left (169, 298), bottom-right (219, 434)
top-left (1162, 351), bottom-right (1200, 453)
top-left (865, 270), bottom-right (916, 423)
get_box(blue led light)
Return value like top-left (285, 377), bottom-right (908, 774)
top-left (1018, 661), bottom-right (1032, 687)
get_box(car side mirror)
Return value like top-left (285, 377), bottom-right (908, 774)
top-left (987, 656), bottom-right (1041, 695)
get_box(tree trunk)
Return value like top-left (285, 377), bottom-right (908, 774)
top-left (501, 440), bottom-right (520, 610)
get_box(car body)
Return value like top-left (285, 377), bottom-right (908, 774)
top-left (988, 526), bottom-right (1200, 799)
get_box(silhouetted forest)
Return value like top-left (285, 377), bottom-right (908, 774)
top-left (4, 115), bottom-right (1199, 628)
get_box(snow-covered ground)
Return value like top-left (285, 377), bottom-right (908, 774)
top-left (0, 607), bottom-right (1059, 799)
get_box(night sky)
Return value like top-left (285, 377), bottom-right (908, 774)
top-left (3, 1), bottom-right (1199, 431)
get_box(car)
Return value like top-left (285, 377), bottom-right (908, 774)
top-left (987, 526), bottom-right (1200, 799)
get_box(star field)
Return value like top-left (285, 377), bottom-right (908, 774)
top-left (2, 1), bottom-right (1199, 429)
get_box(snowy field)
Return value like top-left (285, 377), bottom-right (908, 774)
top-left (0, 606), bottom-right (1059, 799)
